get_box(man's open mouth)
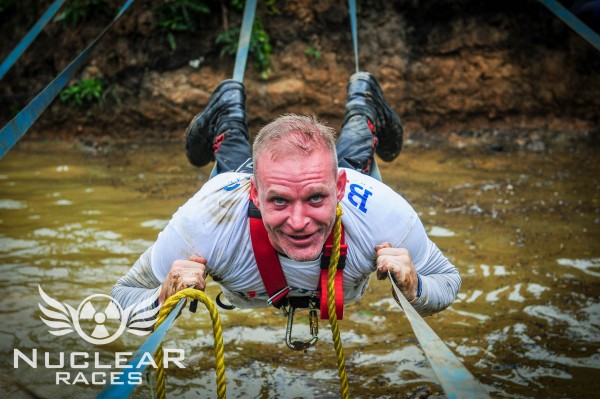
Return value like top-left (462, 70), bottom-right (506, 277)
top-left (286, 233), bottom-right (315, 245)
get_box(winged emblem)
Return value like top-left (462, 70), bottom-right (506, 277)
top-left (38, 285), bottom-right (160, 345)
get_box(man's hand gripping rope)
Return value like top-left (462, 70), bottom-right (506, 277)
top-left (153, 288), bottom-right (227, 399)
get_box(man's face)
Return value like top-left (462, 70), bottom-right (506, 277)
top-left (251, 148), bottom-right (347, 262)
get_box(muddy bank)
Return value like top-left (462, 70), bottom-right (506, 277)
top-left (0, 0), bottom-right (598, 145)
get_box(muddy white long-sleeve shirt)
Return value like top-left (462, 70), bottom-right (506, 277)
top-left (112, 168), bottom-right (461, 316)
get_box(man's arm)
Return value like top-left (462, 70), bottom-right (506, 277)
top-left (112, 245), bottom-right (162, 310)
top-left (112, 224), bottom-right (207, 310)
top-left (408, 238), bottom-right (460, 316)
top-left (376, 216), bottom-right (461, 317)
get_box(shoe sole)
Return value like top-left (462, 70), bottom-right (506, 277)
top-left (186, 80), bottom-right (247, 167)
top-left (346, 72), bottom-right (403, 162)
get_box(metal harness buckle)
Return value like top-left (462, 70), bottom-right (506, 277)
top-left (284, 299), bottom-right (319, 351)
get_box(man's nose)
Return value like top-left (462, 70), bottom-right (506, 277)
top-left (288, 203), bottom-right (309, 230)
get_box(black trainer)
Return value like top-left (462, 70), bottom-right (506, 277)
top-left (343, 72), bottom-right (404, 162)
top-left (185, 80), bottom-right (248, 167)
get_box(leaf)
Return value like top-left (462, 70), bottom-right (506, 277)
top-left (49, 329), bottom-right (74, 336)
top-left (189, 3), bottom-right (209, 13)
top-left (40, 317), bottom-right (72, 330)
top-left (126, 328), bottom-right (152, 336)
top-left (129, 306), bottom-right (159, 322)
top-left (38, 285), bottom-right (69, 314)
top-left (167, 32), bottom-right (177, 51)
top-left (128, 319), bottom-right (156, 329)
top-left (38, 304), bottom-right (70, 322)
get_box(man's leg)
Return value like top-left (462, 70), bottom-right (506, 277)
top-left (336, 72), bottom-right (404, 177)
top-left (185, 80), bottom-right (253, 175)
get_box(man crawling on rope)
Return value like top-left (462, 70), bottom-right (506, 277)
top-left (112, 72), bottom-right (460, 320)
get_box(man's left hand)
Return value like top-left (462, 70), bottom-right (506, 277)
top-left (375, 242), bottom-right (419, 302)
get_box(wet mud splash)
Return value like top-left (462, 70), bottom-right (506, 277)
top-left (0, 141), bottom-right (598, 398)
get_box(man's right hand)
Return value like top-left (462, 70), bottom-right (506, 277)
top-left (158, 255), bottom-right (207, 305)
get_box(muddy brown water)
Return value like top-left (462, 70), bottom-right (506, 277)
top-left (0, 140), bottom-right (598, 398)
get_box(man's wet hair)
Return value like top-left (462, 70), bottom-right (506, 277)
top-left (253, 114), bottom-right (338, 175)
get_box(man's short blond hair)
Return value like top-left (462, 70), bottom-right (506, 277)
top-left (252, 114), bottom-right (338, 176)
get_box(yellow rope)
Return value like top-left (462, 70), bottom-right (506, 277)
top-left (328, 204), bottom-right (350, 399)
top-left (151, 204), bottom-right (349, 399)
top-left (153, 288), bottom-right (226, 399)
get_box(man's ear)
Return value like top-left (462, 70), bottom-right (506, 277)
top-left (336, 169), bottom-right (347, 202)
top-left (250, 176), bottom-right (260, 209)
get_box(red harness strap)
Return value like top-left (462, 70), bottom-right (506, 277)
top-left (248, 198), bottom-right (346, 320)
top-left (319, 227), bottom-right (347, 320)
top-left (248, 199), bottom-right (290, 304)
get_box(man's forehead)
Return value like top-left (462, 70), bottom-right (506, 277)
top-left (254, 151), bottom-right (337, 177)
top-left (263, 180), bottom-right (330, 194)
top-left (259, 140), bottom-right (313, 160)
top-left (254, 153), bottom-right (337, 193)
top-left (255, 145), bottom-right (335, 172)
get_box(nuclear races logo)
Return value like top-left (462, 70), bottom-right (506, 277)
top-left (38, 285), bottom-right (157, 345)
top-left (13, 286), bottom-right (185, 385)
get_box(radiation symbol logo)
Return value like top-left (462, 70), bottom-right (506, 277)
top-left (76, 294), bottom-right (125, 345)
top-left (38, 285), bottom-right (160, 345)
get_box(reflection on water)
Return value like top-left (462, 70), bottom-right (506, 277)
top-left (427, 226), bottom-right (456, 237)
top-left (0, 141), bottom-right (598, 398)
top-left (557, 258), bottom-right (600, 277)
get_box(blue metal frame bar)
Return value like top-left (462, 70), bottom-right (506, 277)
top-left (0, 0), bottom-right (66, 80)
top-left (0, 0), bottom-right (136, 160)
top-left (348, 0), bottom-right (360, 73)
top-left (233, 0), bottom-right (258, 82)
top-left (539, 0), bottom-right (600, 51)
top-left (96, 299), bottom-right (186, 399)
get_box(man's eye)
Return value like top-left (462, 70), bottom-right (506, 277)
top-left (309, 195), bottom-right (324, 203)
top-left (271, 197), bottom-right (286, 205)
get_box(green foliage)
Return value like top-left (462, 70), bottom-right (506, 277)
top-left (230, 0), bottom-right (244, 11)
top-left (59, 78), bottom-right (104, 107)
top-left (54, 0), bottom-right (113, 27)
top-left (263, 0), bottom-right (280, 15)
top-left (166, 32), bottom-right (177, 50)
top-left (249, 21), bottom-right (272, 78)
top-left (305, 45), bottom-right (321, 60)
top-left (218, 1), bottom-right (277, 78)
top-left (154, 0), bottom-right (210, 50)
top-left (215, 29), bottom-right (238, 57)
top-left (155, 0), bottom-right (210, 32)
top-left (231, 0), bottom-right (279, 14)
top-left (216, 20), bottom-right (272, 79)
